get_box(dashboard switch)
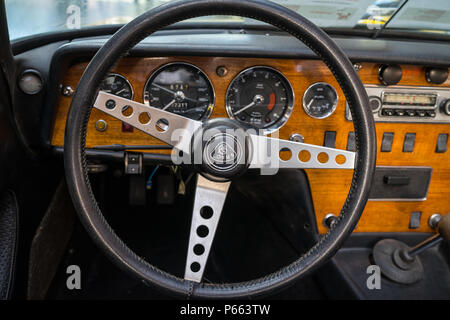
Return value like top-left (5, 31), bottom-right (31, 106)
top-left (324, 131), bottom-right (336, 148)
top-left (403, 133), bottom-right (416, 153)
top-left (381, 132), bottom-right (394, 152)
top-left (409, 211), bottom-right (422, 229)
top-left (125, 153), bottom-right (142, 175)
top-left (347, 132), bottom-right (356, 151)
top-left (436, 134), bottom-right (448, 153)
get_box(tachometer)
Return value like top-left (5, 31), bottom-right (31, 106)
top-left (225, 66), bottom-right (294, 133)
top-left (100, 73), bottom-right (134, 99)
top-left (143, 63), bottom-right (215, 121)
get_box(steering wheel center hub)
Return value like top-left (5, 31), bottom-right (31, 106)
top-left (193, 119), bottom-right (251, 180)
top-left (204, 133), bottom-right (243, 172)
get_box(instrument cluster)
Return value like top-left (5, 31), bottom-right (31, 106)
top-left (100, 62), bottom-right (339, 133)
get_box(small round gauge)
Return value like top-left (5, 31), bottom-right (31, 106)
top-left (225, 66), bottom-right (294, 133)
top-left (302, 82), bottom-right (338, 119)
top-left (143, 63), bottom-right (215, 121)
top-left (100, 73), bottom-right (134, 99)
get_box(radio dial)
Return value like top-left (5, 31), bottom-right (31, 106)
top-left (441, 99), bottom-right (450, 116)
top-left (368, 96), bottom-right (382, 113)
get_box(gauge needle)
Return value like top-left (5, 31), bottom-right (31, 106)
top-left (152, 83), bottom-right (201, 103)
top-left (152, 83), bottom-right (177, 95)
top-left (307, 98), bottom-right (315, 109)
top-left (162, 99), bottom-right (176, 111)
top-left (116, 88), bottom-right (126, 95)
top-left (234, 102), bottom-right (256, 115)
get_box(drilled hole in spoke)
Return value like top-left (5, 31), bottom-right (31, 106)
top-left (156, 118), bottom-right (169, 132)
top-left (190, 262), bottom-right (201, 273)
top-left (279, 147), bottom-right (292, 161)
top-left (317, 152), bottom-right (329, 164)
top-left (193, 244), bottom-right (205, 256)
top-left (200, 206), bottom-right (213, 220)
top-left (336, 154), bottom-right (346, 165)
top-left (298, 150), bottom-right (311, 162)
top-left (197, 225), bottom-right (209, 238)
top-left (122, 105), bottom-right (133, 117)
top-left (105, 99), bottom-right (116, 110)
top-left (138, 112), bottom-right (151, 125)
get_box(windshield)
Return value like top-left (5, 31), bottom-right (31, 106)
top-left (5, 0), bottom-right (450, 41)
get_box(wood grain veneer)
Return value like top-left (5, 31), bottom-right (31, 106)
top-left (51, 57), bottom-right (450, 233)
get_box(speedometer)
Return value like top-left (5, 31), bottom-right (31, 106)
top-left (143, 63), bottom-right (215, 121)
top-left (225, 66), bottom-right (294, 133)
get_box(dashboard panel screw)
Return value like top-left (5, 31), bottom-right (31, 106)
top-left (289, 133), bottom-right (305, 143)
top-left (216, 66), bottom-right (228, 77)
top-left (61, 85), bottom-right (74, 97)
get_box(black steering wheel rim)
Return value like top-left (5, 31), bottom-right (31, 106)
top-left (64, 0), bottom-right (376, 298)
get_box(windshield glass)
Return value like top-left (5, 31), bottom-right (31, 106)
top-left (5, 0), bottom-right (450, 41)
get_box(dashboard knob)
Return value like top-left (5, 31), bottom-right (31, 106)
top-left (368, 96), bottom-right (382, 113)
top-left (426, 67), bottom-right (448, 85)
top-left (441, 99), bottom-right (450, 116)
top-left (323, 214), bottom-right (338, 229)
top-left (379, 64), bottom-right (402, 86)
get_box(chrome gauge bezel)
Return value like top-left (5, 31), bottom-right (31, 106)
top-left (143, 62), bottom-right (215, 121)
top-left (102, 73), bottom-right (135, 100)
top-left (225, 66), bottom-right (295, 135)
top-left (302, 82), bottom-right (339, 119)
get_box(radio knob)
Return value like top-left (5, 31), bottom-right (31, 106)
top-left (368, 96), bottom-right (382, 112)
top-left (441, 99), bottom-right (450, 116)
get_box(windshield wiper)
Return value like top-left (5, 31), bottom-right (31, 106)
top-left (372, 0), bottom-right (409, 39)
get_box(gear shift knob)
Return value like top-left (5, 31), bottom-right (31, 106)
top-left (372, 213), bottom-right (449, 284)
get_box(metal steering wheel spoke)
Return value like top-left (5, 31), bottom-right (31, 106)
top-left (248, 134), bottom-right (356, 170)
top-left (184, 174), bottom-right (231, 283)
top-left (93, 91), bottom-right (201, 154)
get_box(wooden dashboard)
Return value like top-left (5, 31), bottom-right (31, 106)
top-left (51, 56), bottom-right (450, 234)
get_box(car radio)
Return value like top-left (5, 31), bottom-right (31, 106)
top-left (346, 85), bottom-right (450, 123)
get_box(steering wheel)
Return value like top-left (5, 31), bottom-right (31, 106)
top-left (64, 0), bottom-right (376, 298)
